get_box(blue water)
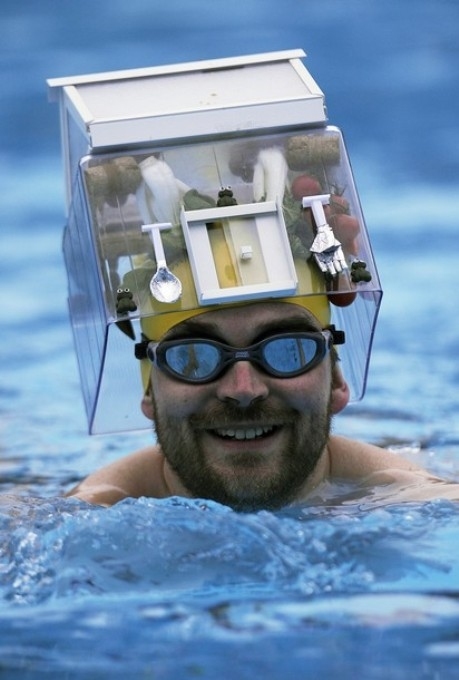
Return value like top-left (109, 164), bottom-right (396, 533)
top-left (1, 0), bottom-right (459, 677)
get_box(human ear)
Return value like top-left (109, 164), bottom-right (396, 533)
top-left (140, 385), bottom-right (155, 420)
top-left (330, 364), bottom-right (350, 414)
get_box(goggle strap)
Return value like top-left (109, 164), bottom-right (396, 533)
top-left (327, 325), bottom-right (346, 346)
top-left (134, 334), bottom-right (150, 360)
top-left (135, 326), bottom-right (345, 361)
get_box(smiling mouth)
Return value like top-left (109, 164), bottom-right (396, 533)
top-left (212, 425), bottom-right (278, 441)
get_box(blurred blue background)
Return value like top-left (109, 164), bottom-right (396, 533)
top-left (1, 3), bottom-right (459, 677)
top-left (1, 0), bottom-right (459, 490)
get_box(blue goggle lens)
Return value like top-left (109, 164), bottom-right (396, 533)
top-left (147, 332), bottom-right (333, 383)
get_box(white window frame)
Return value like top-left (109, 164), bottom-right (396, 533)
top-left (180, 200), bottom-right (298, 305)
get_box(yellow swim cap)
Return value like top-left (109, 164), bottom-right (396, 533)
top-left (128, 256), bottom-right (330, 392)
top-left (137, 256), bottom-right (330, 339)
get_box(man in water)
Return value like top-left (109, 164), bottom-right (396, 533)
top-left (67, 299), bottom-right (459, 509)
top-left (50, 54), bottom-right (459, 510)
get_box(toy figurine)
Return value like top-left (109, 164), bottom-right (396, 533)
top-left (217, 186), bottom-right (237, 206)
top-left (116, 288), bottom-right (137, 314)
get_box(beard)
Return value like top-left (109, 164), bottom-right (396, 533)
top-left (151, 395), bottom-right (333, 512)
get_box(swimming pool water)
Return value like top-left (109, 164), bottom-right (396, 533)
top-left (1, 496), bottom-right (459, 678)
top-left (2, 0), bottom-right (459, 677)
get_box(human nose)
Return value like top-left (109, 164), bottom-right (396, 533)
top-left (215, 360), bottom-right (269, 408)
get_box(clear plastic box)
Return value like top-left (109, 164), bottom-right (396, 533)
top-left (48, 50), bottom-right (382, 434)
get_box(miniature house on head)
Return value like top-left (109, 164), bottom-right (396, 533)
top-left (48, 49), bottom-right (382, 434)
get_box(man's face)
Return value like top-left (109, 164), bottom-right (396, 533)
top-left (148, 302), bottom-right (342, 511)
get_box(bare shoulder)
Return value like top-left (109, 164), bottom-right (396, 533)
top-left (328, 434), bottom-right (425, 479)
top-left (327, 435), bottom-right (459, 502)
top-left (66, 445), bottom-right (165, 506)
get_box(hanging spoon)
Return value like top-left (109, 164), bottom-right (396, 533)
top-left (142, 222), bottom-right (182, 303)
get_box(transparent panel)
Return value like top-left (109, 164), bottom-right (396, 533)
top-left (65, 125), bottom-right (382, 433)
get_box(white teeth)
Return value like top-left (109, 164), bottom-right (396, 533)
top-left (215, 426), bottom-right (274, 440)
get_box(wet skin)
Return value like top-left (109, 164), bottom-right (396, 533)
top-left (66, 303), bottom-right (459, 508)
top-left (143, 302), bottom-right (348, 511)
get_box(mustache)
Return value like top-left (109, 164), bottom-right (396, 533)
top-left (189, 402), bottom-right (297, 428)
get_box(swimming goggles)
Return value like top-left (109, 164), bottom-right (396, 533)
top-left (136, 329), bottom-right (344, 384)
